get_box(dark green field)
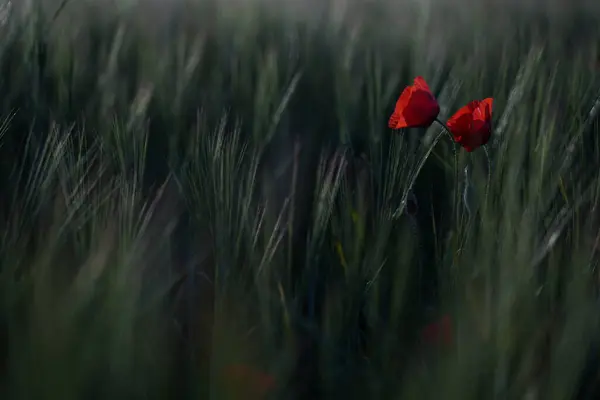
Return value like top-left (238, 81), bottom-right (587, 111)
top-left (0, 0), bottom-right (599, 398)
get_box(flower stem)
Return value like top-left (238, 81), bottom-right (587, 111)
top-left (434, 117), bottom-right (451, 135)
top-left (483, 144), bottom-right (491, 207)
top-left (434, 118), bottom-right (460, 227)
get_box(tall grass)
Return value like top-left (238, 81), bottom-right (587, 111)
top-left (0, 0), bottom-right (599, 398)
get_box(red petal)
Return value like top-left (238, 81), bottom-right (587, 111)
top-left (413, 76), bottom-right (432, 92)
top-left (447, 98), bottom-right (494, 151)
top-left (403, 89), bottom-right (439, 127)
top-left (388, 110), bottom-right (408, 129)
top-left (447, 110), bottom-right (472, 140)
top-left (388, 77), bottom-right (439, 129)
top-left (480, 98), bottom-right (493, 118)
top-left (447, 104), bottom-right (473, 124)
top-left (388, 85), bottom-right (413, 129)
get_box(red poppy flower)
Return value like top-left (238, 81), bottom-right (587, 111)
top-left (388, 76), bottom-right (440, 130)
top-left (224, 364), bottom-right (275, 399)
top-left (421, 314), bottom-right (453, 347)
top-left (446, 98), bottom-right (494, 152)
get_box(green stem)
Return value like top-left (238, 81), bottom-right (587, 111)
top-left (435, 118), bottom-right (460, 232)
top-left (434, 117), bottom-right (451, 135)
top-left (483, 145), bottom-right (492, 208)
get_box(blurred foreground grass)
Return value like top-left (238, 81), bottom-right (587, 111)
top-left (0, 0), bottom-right (600, 399)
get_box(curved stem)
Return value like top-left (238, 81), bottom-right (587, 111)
top-left (483, 144), bottom-right (491, 207)
top-left (435, 118), bottom-right (460, 225)
top-left (434, 117), bottom-right (452, 135)
top-left (391, 130), bottom-right (444, 219)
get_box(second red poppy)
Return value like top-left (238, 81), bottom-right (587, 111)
top-left (447, 98), bottom-right (494, 152)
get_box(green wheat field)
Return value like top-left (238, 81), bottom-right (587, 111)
top-left (0, 0), bottom-right (600, 399)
